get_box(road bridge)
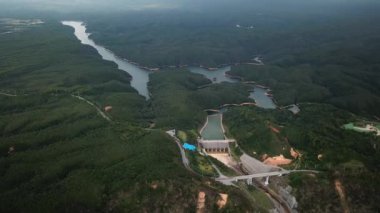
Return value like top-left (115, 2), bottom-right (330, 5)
top-left (216, 170), bottom-right (318, 186)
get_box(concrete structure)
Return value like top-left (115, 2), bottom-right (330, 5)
top-left (198, 139), bottom-right (235, 153)
top-left (217, 170), bottom-right (290, 181)
top-left (216, 170), bottom-right (289, 186)
top-left (240, 154), bottom-right (275, 174)
top-left (216, 169), bottom-right (319, 186)
top-left (279, 186), bottom-right (298, 209)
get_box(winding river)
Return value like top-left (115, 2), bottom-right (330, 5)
top-left (62, 20), bottom-right (276, 108)
top-left (62, 21), bottom-right (151, 99)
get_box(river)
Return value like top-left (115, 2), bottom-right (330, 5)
top-left (62, 20), bottom-right (276, 108)
top-left (62, 21), bottom-right (151, 99)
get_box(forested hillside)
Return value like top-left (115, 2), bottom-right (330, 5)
top-left (0, 21), bottom-right (253, 212)
top-left (224, 104), bottom-right (380, 212)
top-left (84, 3), bottom-right (380, 117)
top-left (0, 1), bottom-right (379, 212)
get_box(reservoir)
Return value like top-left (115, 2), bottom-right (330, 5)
top-left (249, 87), bottom-right (276, 109)
top-left (62, 21), bottom-right (151, 99)
top-left (187, 66), bottom-right (276, 109)
top-left (62, 20), bottom-right (276, 108)
top-left (188, 66), bottom-right (238, 83)
top-left (200, 114), bottom-right (226, 140)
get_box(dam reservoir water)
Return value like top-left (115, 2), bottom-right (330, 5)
top-left (248, 87), bottom-right (276, 109)
top-left (62, 20), bottom-right (276, 108)
top-left (200, 114), bottom-right (226, 140)
top-left (188, 66), bottom-right (238, 83)
top-left (62, 21), bottom-right (151, 99)
top-left (189, 66), bottom-right (276, 109)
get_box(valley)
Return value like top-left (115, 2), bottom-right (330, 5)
top-left (1, 1), bottom-right (380, 212)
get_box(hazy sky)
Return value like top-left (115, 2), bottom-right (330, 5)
top-left (0, 0), bottom-right (378, 13)
top-left (0, 0), bottom-right (181, 11)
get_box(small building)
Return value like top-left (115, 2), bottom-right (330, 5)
top-left (166, 129), bottom-right (176, 137)
top-left (104, 106), bottom-right (113, 112)
top-left (183, 143), bottom-right (197, 151)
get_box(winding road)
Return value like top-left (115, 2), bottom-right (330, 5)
top-left (71, 95), bottom-right (112, 122)
top-left (165, 130), bottom-right (191, 170)
top-left (0, 91), bottom-right (17, 97)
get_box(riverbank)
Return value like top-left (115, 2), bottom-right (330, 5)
top-left (62, 21), bottom-right (151, 99)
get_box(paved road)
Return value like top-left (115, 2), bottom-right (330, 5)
top-left (216, 169), bottom-right (319, 184)
top-left (0, 92), bottom-right (17, 97)
top-left (165, 131), bottom-right (191, 170)
top-left (216, 171), bottom-right (290, 182)
top-left (71, 95), bottom-right (112, 122)
top-left (1, 93), bottom-right (113, 123)
top-left (240, 153), bottom-right (277, 174)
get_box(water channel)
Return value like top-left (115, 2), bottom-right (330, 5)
top-left (62, 21), bottom-right (151, 99)
top-left (200, 114), bottom-right (225, 140)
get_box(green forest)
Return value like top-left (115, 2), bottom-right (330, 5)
top-left (224, 104), bottom-right (380, 211)
top-left (149, 69), bottom-right (250, 129)
top-left (0, 21), bottom-right (254, 212)
top-left (85, 5), bottom-right (380, 117)
top-left (0, 0), bottom-right (379, 212)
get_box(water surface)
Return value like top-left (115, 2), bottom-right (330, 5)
top-left (188, 66), bottom-right (276, 109)
top-left (249, 87), bottom-right (276, 109)
top-left (188, 66), bottom-right (238, 83)
top-left (62, 21), bottom-right (151, 99)
top-left (200, 114), bottom-right (225, 140)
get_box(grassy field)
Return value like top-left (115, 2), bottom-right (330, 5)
top-left (343, 122), bottom-right (380, 135)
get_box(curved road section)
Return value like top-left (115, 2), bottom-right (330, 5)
top-left (165, 130), bottom-right (191, 170)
